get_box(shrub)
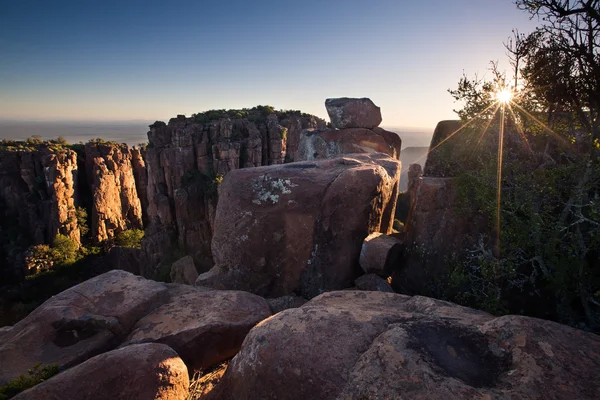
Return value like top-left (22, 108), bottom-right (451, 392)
top-left (0, 362), bottom-right (59, 399)
top-left (115, 229), bottom-right (144, 249)
top-left (51, 234), bottom-right (80, 266)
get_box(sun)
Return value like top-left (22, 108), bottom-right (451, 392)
top-left (496, 88), bottom-right (512, 104)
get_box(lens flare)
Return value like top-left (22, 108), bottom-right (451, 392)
top-left (496, 88), bottom-right (512, 104)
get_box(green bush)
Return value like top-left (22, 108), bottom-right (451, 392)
top-left (51, 234), bottom-right (80, 266)
top-left (115, 229), bottom-right (144, 249)
top-left (0, 362), bottom-right (59, 399)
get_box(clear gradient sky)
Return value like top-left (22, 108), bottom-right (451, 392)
top-left (0, 0), bottom-right (540, 129)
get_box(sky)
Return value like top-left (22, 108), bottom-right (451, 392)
top-left (0, 0), bottom-right (540, 130)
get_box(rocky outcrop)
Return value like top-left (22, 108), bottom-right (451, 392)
top-left (0, 270), bottom-right (271, 389)
top-left (393, 175), bottom-right (488, 294)
top-left (13, 343), bottom-right (189, 400)
top-left (354, 273), bottom-right (394, 292)
top-left (196, 153), bottom-right (401, 298)
top-left (0, 146), bottom-right (80, 247)
top-left (209, 291), bottom-right (600, 400)
top-left (85, 143), bottom-right (144, 243)
top-left (131, 146), bottom-right (149, 224)
top-left (325, 97), bottom-right (382, 129)
top-left (142, 109), bottom-right (325, 277)
top-left (423, 120), bottom-right (462, 177)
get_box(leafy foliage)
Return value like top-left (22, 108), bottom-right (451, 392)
top-left (115, 229), bottom-right (145, 249)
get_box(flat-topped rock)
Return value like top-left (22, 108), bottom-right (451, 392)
top-left (197, 153), bottom-right (401, 298)
top-left (325, 98), bottom-right (382, 129)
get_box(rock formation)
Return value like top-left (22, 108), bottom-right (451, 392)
top-left (84, 142), bottom-right (144, 243)
top-left (0, 140), bottom-right (148, 278)
top-left (209, 291), bottom-right (600, 400)
top-left (196, 153), bottom-right (401, 298)
top-left (297, 98), bottom-right (401, 162)
top-left (0, 270), bottom-right (271, 386)
top-left (142, 109), bottom-right (326, 277)
top-left (325, 97), bottom-right (382, 129)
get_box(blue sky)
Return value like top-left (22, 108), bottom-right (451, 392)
top-left (0, 0), bottom-right (539, 129)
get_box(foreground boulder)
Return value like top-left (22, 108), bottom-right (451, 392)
top-left (0, 270), bottom-right (169, 385)
top-left (14, 343), bottom-right (189, 400)
top-left (209, 291), bottom-right (600, 400)
top-left (325, 98), bottom-right (382, 129)
top-left (298, 127), bottom-right (401, 161)
top-left (0, 270), bottom-right (271, 386)
top-left (197, 153), bottom-right (401, 298)
top-left (122, 289), bottom-right (271, 371)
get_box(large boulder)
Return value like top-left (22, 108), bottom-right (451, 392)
top-left (13, 343), bottom-right (189, 400)
top-left (325, 98), bottom-right (382, 129)
top-left (196, 154), bottom-right (401, 298)
top-left (0, 270), bottom-right (169, 385)
top-left (209, 291), bottom-right (600, 400)
top-left (298, 127), bottom-right (401, 161)
top-left (122, 290), bottom-right (271, 371)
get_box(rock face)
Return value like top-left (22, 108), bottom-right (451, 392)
top-left (0, 141), bottom-right (148, 280)
top-left (298, 127), bottom-right (401, 161)
top-left (325, 98), bottom-right (382, 129)
top-left (393, 176), bottom-right (488, 294)
top-left (197, 153), bottom-right (401, 298)
top-left (142, 111), bottom-right (326, 277)
top-left (13, 343), bottom-right (189, 400)
top-left (131, 146), bottom-right (149, 225)
top-left (209, 291), bottom-right (600, 400)
top-left (423, 120), bottom-right (462, 177)
top-left (0, 270), bottom-right (271, 386)
top-left (123, 289), bottom-right (271, 371)
top-left (85, 143), bottom-right (144, 243)
top-left (169, 255), bottom-right (198, 284)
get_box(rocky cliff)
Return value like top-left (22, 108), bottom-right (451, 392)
top-left (141, 108), bottom-right (326, 277)
top-left (0, 140), bottom-right (147, 279)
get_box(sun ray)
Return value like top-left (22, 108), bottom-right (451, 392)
top-left (475, 103), bottom-right (502, 148)
top-left (506, 104), bottom-right (534, 155)
top-left (427, 101), bottom-right (500, 157)
top-left (495, 103), bottom-right (506, 258)
top-left (511, 102), bottom-right (569, 145)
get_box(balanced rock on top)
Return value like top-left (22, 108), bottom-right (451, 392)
top-left (325, 98), bottom-right (383, 130)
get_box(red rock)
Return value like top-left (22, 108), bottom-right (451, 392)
top-left (209, 291), bottom-right (600, 400)
top-left (85, 143), bottom-right (144, 243)
top-left (197, 153), bottom-right (401, 298)
top-left (13, 343), bottom-right (189, 400)
top-left (325, 97), bottom-right (382, 129)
